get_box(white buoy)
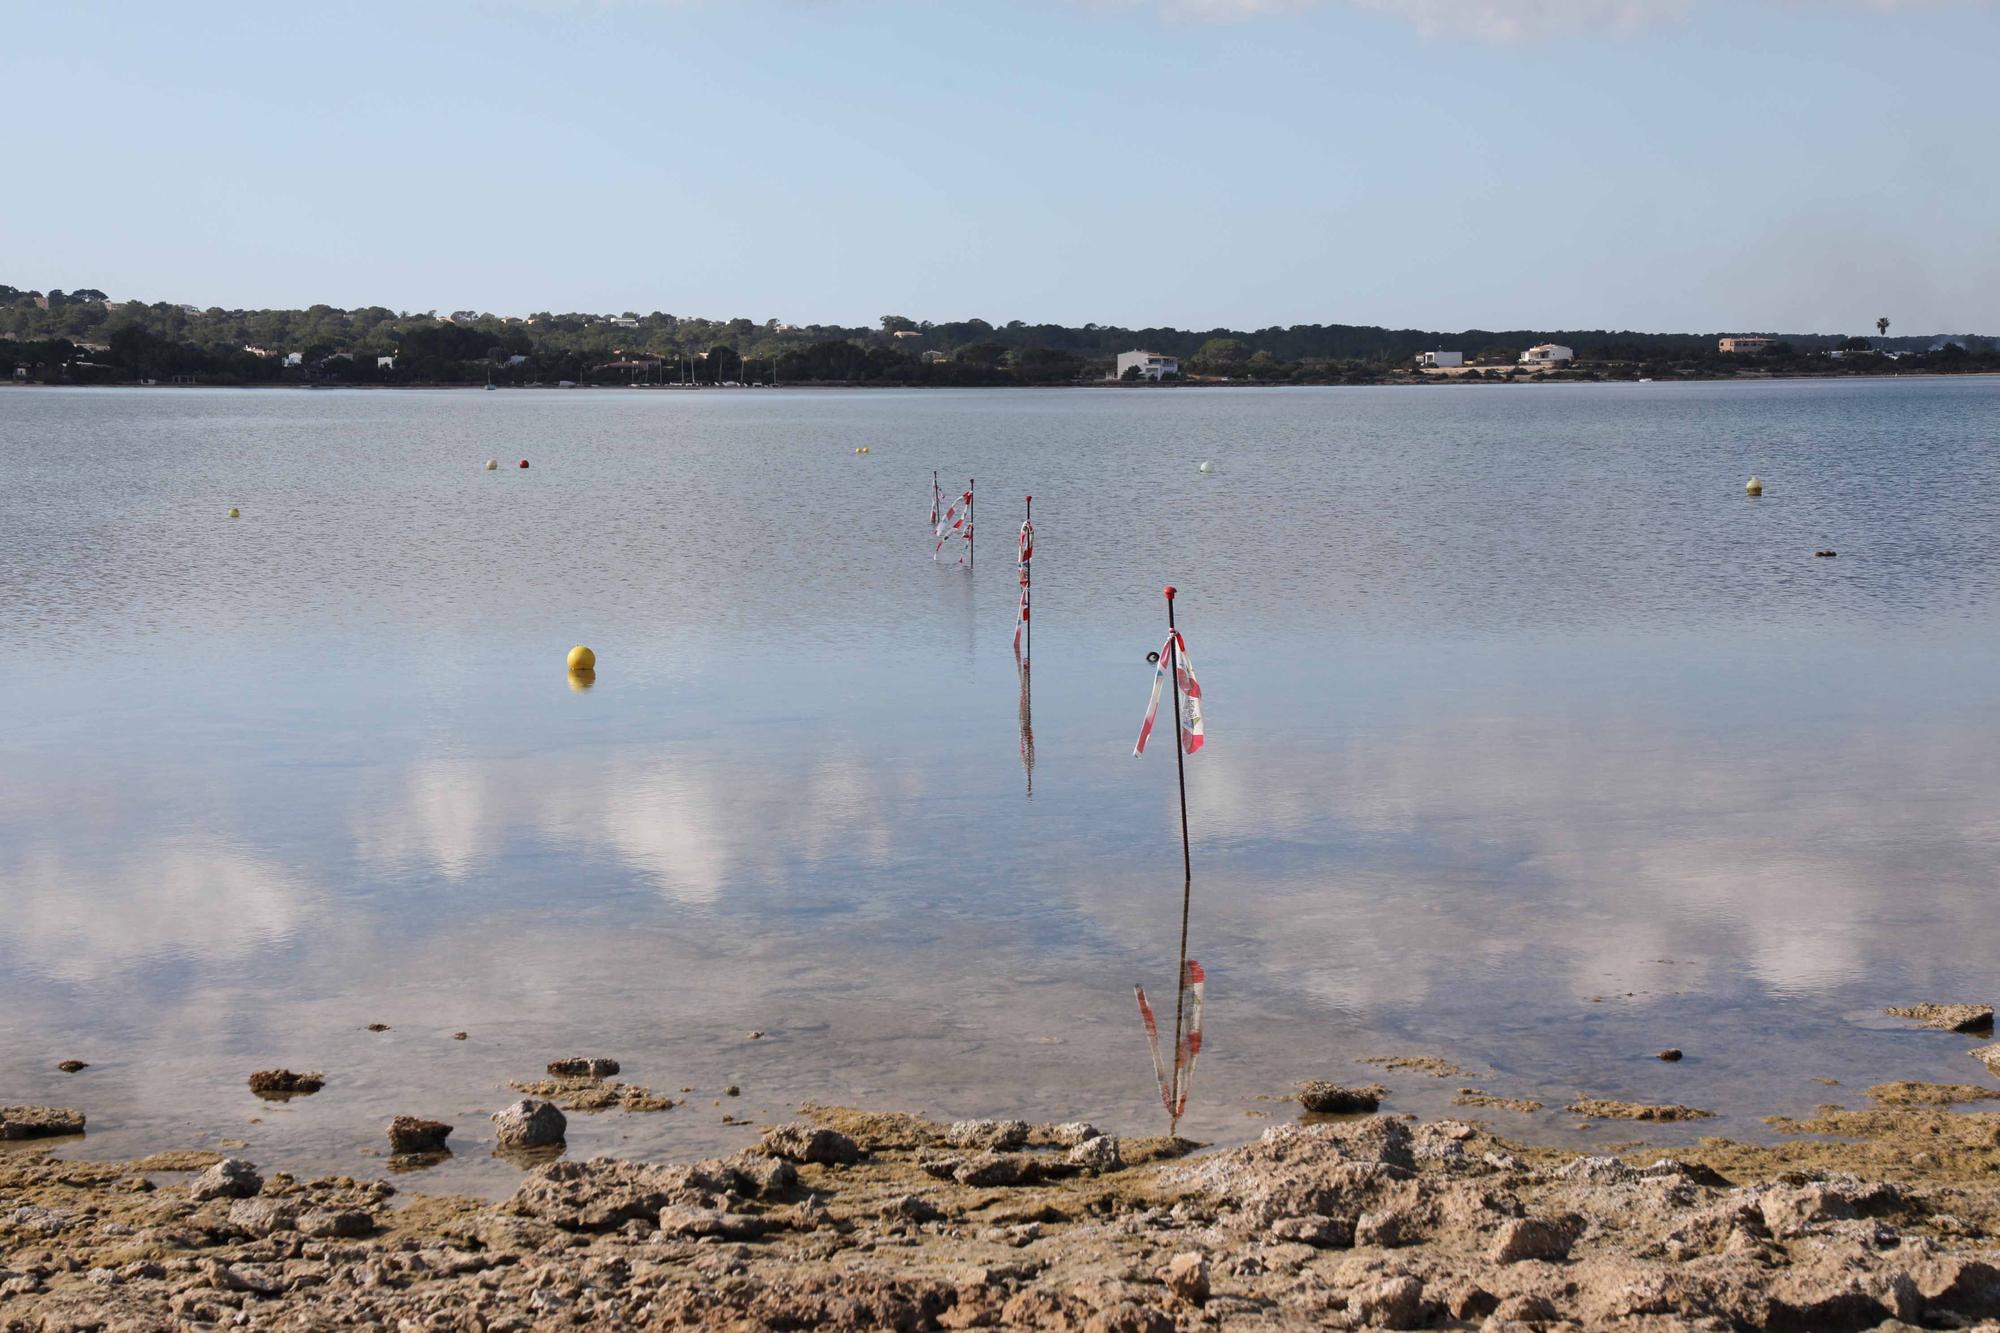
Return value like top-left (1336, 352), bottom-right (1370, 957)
top-left (1198, 460), bottom-right (1214, 474)
top-left (1746, 476), bottom-right (1763, 496)
top-left (484, 459), bottom-right (498, 471)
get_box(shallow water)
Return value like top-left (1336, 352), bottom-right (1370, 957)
top-left (3, 379), bottom-right (1998, 1195)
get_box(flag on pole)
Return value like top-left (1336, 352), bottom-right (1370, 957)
top-left (1013, 514), bottom-right (1035, 653)
top-left (1134, 959), bottom-right (1205, 1118)
top-left (1133, 630), bottom-right (1204, 756)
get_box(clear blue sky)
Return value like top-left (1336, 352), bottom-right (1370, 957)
top-left (6, 0), bottom-right (1996, 334)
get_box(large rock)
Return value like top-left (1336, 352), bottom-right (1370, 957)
top-left (298, 1208), bottom-right (374, 1239)
top-left (1164, 1252), bottom-right (1209, 1307)
top-left (190, 1159), bottom-right (262, 1202)
top-left (546, 1057), bottom-right (620, 1078)
top-left (493, 1099), bottom-right (567, 1150)
top-left (945, 1119), bottom-right (1029, 1150)
top-left (512, 1157), bottom-right (747, 1232)
top-left (1067, 1135), bottom-right (1125, 1174)
top-left (387, 1117), bottom-right (452, 1154)
top-left (758, 1123), bottom-right (861, 1165)
top-left (1297, 1081), bottom-right (1385, 1114)
top-left (227, 1199), bottom-right (298, 1236)
top-left (247, 1070), bottom-right (324, 1097)
top-left (657, 1205), bottom-right (767, 1239)
top-left (0, 1106), bottom-right (85, 1140)
top-left (1489, 1215), bottom-right (1581, 1263)
top-left (1886, 1003), bottom-right (1993, 1033)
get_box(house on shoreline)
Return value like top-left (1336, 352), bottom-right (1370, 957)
top-left (1417, 350), bottom-right (1464, 368)
top-left (1113, 350), bottom-right (1179, 381)
top-left (1519, 343), bottom-right (1574, 365)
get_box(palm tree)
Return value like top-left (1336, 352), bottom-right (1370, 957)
top-left (1877, 317), bottom-right (1890, 341)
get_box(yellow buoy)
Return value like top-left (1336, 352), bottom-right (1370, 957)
top-left (227, 507), bottom-right (240, 518)
top-left (567, 644), bottom-right (596, 672)
top-left (1746, 476), bottom-right (1763, 496)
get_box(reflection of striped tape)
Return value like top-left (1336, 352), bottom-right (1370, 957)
top-left (1136, 959), bottom-right (1207, 1118)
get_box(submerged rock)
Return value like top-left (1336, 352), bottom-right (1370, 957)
top-left (388, 1117), bottom-right (453, 1155)
top-left (1886, 1003), bottom-right (1993, 1033)
top-left (1568, 1098), bottom-right (1713, 1122)
top-left (0, 1106), bottom-right (86, 1140)
top-left (493, 1099), bottom-right (568, 1149)
top-left (1297, 1081), bottom-right (1386, 1114)
top-left (56, 1060), bottom-right (88, 1073)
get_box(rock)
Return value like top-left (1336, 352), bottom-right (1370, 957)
top-left (366, 1023), bottom-right (390, 1032)
top-left (722, 1152), bottom-right (797, 1196)
top-left (1658, 1048), bottom-right (1683, 1061)
top-left (946, 1119), bottom-right (1029, 1150)
top-left (1555, 1155), bottom-right (1635, 1183)
top-left (56, 1060), bottom-right (88, 1073)
top-left (881, 1194), bottom-right (943, 1223)
top-left (1886, 1003), bottom-right (1993, 1033)
top-left (247, 1069), bottom-right (324, 1097)
top-left (758, 1124), bottom-right (861, 1165)
top-left (1297, 1080), bottom-right (1385, 1113)
top-left (493, 1099), bottom-right (568, 1150)
top-left (226, 1199), bottom-right (298, 1237)
top-left (1270, 1214), bottom-right (1352, 1247)
top-left (1352, 1274), bottom-right (1426, 1329)
top-left (1067, 1135), bottom-right (1124, 1173)
top-left (952, 1152), bottom-right (1038, 1187)
top-left (1488, 1215), bottom-right (1580, 1263)
top-left (190, 1159), bottom-right (262, 1202)
top-left (1970, 1044), bottom-right (2000, 1074)
top-left (1163, 1251), bottom-right (1209, 1307)
top-left (547, 1057), bottom-right (620, 1078)
top-left (657, 1205), bottom-right (767, 1239)
top-left (0, 1105), bottom-right (86, 1139)
top-left (298, 1208), bottom-right (374, 1239)
top-left (1491, 1292), bottom-right (1561, 1324)
top-left (1045, 1121), bottom-right (1101, 1146)
top-left (1567, 1098), bottom-right (1713, 1121)
top-left (452, 1031), bottom-right (468, 1040)
top-left (388, 1116), bottom-right (453, 1154)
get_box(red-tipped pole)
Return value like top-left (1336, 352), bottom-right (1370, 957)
top-left (1164, 585), bottom-right (1194, 1136)
top-left (1023, 495), bottom-right (1032, 662)
top-left (968, 478), bottom-right (975, 570)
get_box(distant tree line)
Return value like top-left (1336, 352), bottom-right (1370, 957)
top-left (3, 283), bottom-right (1996, 387)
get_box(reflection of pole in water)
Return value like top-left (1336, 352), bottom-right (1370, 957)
top-left (1016, 648), bottom-right (1035, 798)
top-left (1133, 585), bottom-right (1207, 1137)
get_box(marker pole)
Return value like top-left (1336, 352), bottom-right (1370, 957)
top-left (1164, 585), bottom-right (1193, 1135)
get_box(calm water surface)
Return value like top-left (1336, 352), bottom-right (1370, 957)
top-left (3, 380), bottom-right (1997, 1194)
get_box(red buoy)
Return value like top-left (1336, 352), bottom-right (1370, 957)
top-left (518, 459), bottom-right (530, 469)
top-left (1163, 585), bottom-right (1177, 600)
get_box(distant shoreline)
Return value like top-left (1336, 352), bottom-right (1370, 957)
top-left (6, 369), bottom-right (1998, 393)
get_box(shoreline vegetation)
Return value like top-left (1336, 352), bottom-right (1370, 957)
top-left (9, 1016), bottom-right (2000, 1328)
top-left (5, 285), bottom-right (1997, 390)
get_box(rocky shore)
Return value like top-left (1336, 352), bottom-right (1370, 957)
top-left (8, 1083), bottom-right (2000, 1330)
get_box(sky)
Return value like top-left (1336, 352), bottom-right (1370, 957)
top-left (5, 0), bottom-right (1997, 334)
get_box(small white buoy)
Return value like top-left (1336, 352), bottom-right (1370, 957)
top-left (1198, 460), bottom-right (1214, 474)
top-left (484, 459), bottom-right (498, 471)
top-left (1746, 476), bottom-right (1763, 496)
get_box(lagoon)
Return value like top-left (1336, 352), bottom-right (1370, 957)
top-left (3, 379), bottom-right (1997, 1194)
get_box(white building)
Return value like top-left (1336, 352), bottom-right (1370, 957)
top-left (1519, 343), bottom-right (1575, 365)
top-left (376, 355), bottom-right (397, 370)
top-left (282, 351), bottom-right (304, 368)
top-left (1417, 350), bottom-right (1464, 368)
top-left (1114, 350), bottom-right (1180, 381)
